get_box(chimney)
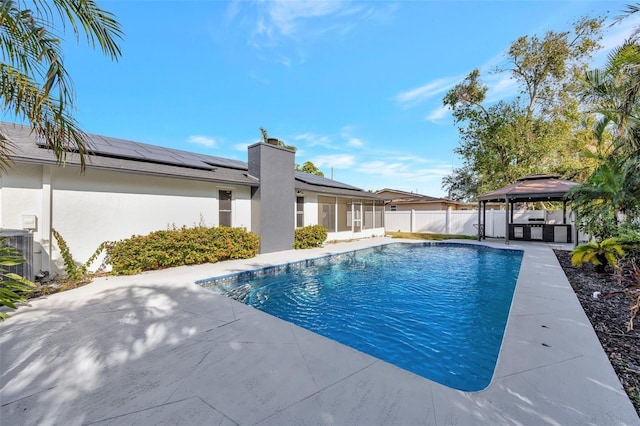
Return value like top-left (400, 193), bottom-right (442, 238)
top-left (248, 142), bottom-right (295, 253)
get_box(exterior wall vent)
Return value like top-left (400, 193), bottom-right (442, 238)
top-left (0, 230), bottom-right (34, 281)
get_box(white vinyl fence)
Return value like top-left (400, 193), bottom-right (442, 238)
top-left (385, 209), bottom-right (576, 238)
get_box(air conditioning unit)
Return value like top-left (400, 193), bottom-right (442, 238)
top-left (0, 230), bottom-right (34, 281)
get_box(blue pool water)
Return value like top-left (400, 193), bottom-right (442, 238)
top-left (203, 243), bottom-right (523, 391)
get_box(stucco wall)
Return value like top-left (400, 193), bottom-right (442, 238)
top-left (1, 164), bottom-right (251, 276)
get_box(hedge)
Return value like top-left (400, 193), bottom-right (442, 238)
top-left (294, 225), bottom-right (328, 249)
top-left (107, 226), bottom-right (260, 275)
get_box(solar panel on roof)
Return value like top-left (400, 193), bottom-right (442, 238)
top-left (201, 158), bottom-right (247, 170)
top-left (295, 172), bottom-right (363, 191)
top-left (166, 149), bottom-right (246, 170)
top-left (91, 144), bottom-right (139, 157)
top-left (32, 128), bottom-right (253, 171)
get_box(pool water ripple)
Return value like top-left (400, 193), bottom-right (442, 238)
top-left (205, 243), bottom-right (522, 391)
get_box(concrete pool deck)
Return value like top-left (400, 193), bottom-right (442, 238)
top-left (1, 237), bottom-right (638, 425)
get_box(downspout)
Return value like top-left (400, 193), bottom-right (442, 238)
top-left (42, 166), bottom-right (53, 272)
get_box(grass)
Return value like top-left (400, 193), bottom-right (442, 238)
top-left (386, 232), bottom-right (477, 241)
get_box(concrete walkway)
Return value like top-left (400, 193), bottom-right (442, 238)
top-left (1, 237), bottom-right (638, 425)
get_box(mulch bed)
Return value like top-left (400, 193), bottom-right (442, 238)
top-left (554, 250), bottom-right (640, 415)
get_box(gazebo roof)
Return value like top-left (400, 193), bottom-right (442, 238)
top-left (477, 174), bottom-right (581, 202)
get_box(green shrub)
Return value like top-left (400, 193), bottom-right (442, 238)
top-left (107, 226), bottom-right (260, 275)
top-left (52, 229), bottom-right (107, 282)
top-left (571, 237), bottom-right (625, 273)
top-left (294, 225), bottom-right (328, 249)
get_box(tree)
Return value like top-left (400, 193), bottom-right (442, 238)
top-left (0, 0), bottom-right (123, 171)
top-left (442, 17), bottom-right (604, 201)
top-left (295, 161), bottom-right (324, 176)
top-left (583, 42), bottom-right (640, 156)
top-left (570, 38), bottom-right (640, 240)
top-left (569, 156), bottom-right (640, 239)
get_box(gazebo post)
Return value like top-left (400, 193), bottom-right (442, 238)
top-left (505, 196), bottom-right (510, 245)
top-left (477, 200), bottom-right (482, 241)
top-left (482, 200), bottom-right (487, 240)
top-left (562, 200), bottom-right (567, 224)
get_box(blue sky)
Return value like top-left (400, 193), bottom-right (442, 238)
top-left (58, 1), bottom-right (640, 196)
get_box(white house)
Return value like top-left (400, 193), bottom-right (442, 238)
top-left (0, 122), bottom-right (385, 279)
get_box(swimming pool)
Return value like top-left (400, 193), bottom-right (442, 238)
top-left (201, 243), bottom-right (523, 391)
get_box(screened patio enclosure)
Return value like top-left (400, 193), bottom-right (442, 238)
top-left (477, 174), bottom-right (581, 244)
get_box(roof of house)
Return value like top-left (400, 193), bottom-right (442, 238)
top-left (2, 122), bottom-right (382, 199)
top-left (375, 188), bottom-right (460, 204)
top-left (477, 174), bottom-right (581, 202)
top-left (296, 173), bottom-right (384, 200)
top-left (2, 122), bottom-right (257, 186)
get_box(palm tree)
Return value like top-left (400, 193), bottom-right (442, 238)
top-left (583, 42), bottom-right (640, 155)
top-left (258, 127), bottom-right (297, 151)
top-left (569, 157), bottom-right (640, 239)
top-left (0, 0), bottom-right (123, 171)
top-left (574, 33), bottom-right (640, 240)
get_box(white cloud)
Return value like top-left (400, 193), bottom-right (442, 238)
top-left (267, 0), bottom-right (349, 37)
top-left (484, 72), bottom-right (518, 104)
top-left (339, 126), bottom-right (364, 148)
top-left (390, 156), bottom-right (430, 163)
top-left (346, 137), bottom-right (364, 148)
top-left (278, 54), bottom-right (292, 67)
top-left (602, 14), bottom-right (640, 51)
top-left (394, 77), bottom-right (460, 109)
top-left (188, 135), bottom-right (217, 148)
top-left (356, 158), bottom-right (451, 181)
top-left (294, 132), bottom-right (334, 148)
top-left (357, 161), bottom-right (408, 177)
top-left (228, 0), bottom-right (394, 66)
top-left (233, 142), bottom-right (251, 152)
top-left (225, 0), bottom-right (241, 23)
top-left (425, 105), bottom-right (450, 122)
top-left (311, 144), bottom-right (457, 196)
top-left (312, 154), bottom-right (355, 168)
top-left (591, 14), bottom-right (640, 67)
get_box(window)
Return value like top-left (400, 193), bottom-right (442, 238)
top-left (219, 190), bottom-right (232, 227)
top-left (363, 201), bottom-right (374, 229)
top-left (296, 196), bottom-right (304, 228)
top-left (318, 196), bottom-right (336, 231)
top-left (352, 201), bottom-right (362, 232)
top-left (337, 198), bottom-right (350, 231)
top-left (390, 205), bottom-right (397, 211)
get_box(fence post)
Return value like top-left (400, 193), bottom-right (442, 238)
top-left (446, 207), bottom-right (451, 234)
top-left (489, 209), bottom-right (494, 238)
top-left (411, 209), bottom-right (415, 233)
